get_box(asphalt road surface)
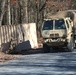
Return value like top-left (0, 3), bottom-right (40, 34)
top-left (0, 49), bottom-right (76, 75)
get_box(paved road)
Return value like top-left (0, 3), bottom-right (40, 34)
top-left (0, 49), bottom-right (76, 75)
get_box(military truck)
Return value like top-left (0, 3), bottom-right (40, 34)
top-left (41, 10), bottom-right (76, 52)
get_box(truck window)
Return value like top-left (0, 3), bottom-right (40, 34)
top-left (42, 20), bottom-right (53, 30)
top-left (55, 19), bottom-right (66, 29)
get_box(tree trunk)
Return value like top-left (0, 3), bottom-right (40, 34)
top-left (0, 0), bottom-right (6, 25)
top-left (7, 0), bottom-right (11, 25)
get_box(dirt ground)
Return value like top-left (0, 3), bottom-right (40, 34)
top-left (0, 52), bottom-right (21, 62)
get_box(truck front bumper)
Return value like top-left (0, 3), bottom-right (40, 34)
top-left (46, 42), bottom-right (67, 47)
top-left (43, 38), bottom-right (67, 47)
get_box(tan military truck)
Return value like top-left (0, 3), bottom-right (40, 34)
top-left (41, 10), bottom-right (76, 52)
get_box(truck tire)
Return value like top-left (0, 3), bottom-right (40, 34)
top-left (43, 43), bottom-right (50, 53)
top-left (67, 37), bottom-right (74, 52)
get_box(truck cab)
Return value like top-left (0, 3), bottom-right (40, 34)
top-left (41, 17), bottom-right (75, 52)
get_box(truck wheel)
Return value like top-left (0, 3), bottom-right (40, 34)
top-left (67, 37), bottom-right (74, 52)
top-left (43, 43), bottom-right (50, 53)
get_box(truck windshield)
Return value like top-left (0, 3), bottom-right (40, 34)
top-left (43, 20), bottom-right (53, 30)
top-left (55, 19), bottom-right (66, 29)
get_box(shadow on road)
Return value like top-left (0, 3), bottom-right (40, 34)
top-left (18, 47), bottom-right (71, 55)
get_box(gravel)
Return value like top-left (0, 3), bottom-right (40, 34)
top-left (0, 52), bottom-right (21, 62)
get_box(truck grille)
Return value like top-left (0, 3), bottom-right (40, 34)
top-left (50, 34), bottom-right (59, 38)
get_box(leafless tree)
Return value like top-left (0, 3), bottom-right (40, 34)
top-left (0, 0), bottom-right (7, 25)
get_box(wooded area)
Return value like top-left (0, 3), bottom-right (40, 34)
top-left (0, 0), bottom-right (46, 25)
top-left (0, 0), bottom-right (76, 35)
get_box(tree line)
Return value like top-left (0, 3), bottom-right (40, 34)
top-left (0, 0), bottom-right (76, 36)
top-left (0, 0), bottom-right (46, 25)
